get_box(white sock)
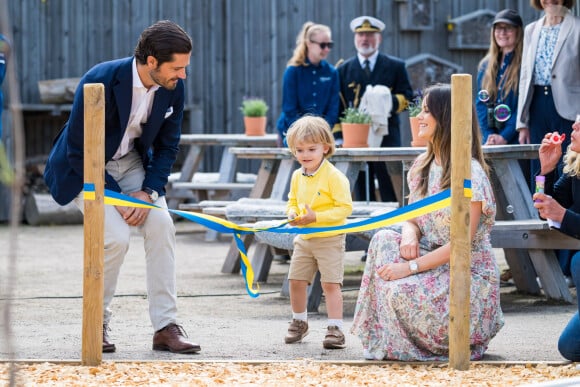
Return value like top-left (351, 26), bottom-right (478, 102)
top-left (327, 319), bottom-right (343, 329)
top-left (292, 311), bottom-right (308, 321)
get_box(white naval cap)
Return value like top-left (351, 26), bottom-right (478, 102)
top-left (350, 16), bottom-right (385, 33)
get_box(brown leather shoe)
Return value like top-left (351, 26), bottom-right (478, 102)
top-left (284, 319), bottom-right (309, 344)
top-left (323, 325), bottom-right (346, 349)
top-left (152, 323), bottom-right (201, 354)
top-left (103, 324), bottom-right (116, 353)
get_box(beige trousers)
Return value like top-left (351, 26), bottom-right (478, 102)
top-left (75, 151), bottom-right (177, 332)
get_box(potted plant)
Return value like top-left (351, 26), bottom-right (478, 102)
top-left (340, 107), bottom-right (372, 148)
top-left (240, 97), bottom-right (269, 136)
top-left (408, 96), bottom-right (427, 147)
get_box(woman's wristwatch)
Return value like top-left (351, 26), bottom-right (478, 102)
top-left (409, 260), bottom-right (419, 274)
top-left (143, 187), bottom-right (159, 202)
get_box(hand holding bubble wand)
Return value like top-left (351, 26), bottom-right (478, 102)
top-left (537, 131), bottom-right (566, 183)
top-left (288, 191), bottom-right (320, 226)
top-left (548, 132), bottom-right (566, 144)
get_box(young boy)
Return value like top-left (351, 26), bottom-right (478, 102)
top-left (284, 115), bottom-right (353, 349)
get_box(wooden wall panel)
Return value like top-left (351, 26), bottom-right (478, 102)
top-left (2, 0), bottom-right (558, 170)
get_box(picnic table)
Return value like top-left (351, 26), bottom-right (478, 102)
top-left (167, 133), bottom-right (278, 240)
top-left (168, 133), bottom-right (278, 207)
top-left (221, 144), bottom-right (579, 303)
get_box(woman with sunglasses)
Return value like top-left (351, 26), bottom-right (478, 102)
top-left (276, 22), bottom-right (339, 147)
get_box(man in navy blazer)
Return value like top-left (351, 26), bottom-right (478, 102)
top-left (336, 16), bottom-right (414, 204)
top-left (44, 20), bottom-right (200, 354)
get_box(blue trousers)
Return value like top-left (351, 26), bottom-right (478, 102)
top-left (528, 86), bottom-right (573, 180)
top-left (529, 86), bottom-right (576, 274)
top-left (558, 251), bottom-right (580, 361)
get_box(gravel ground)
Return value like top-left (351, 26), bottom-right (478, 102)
top-left (0, 223), bottom-right (576, 363)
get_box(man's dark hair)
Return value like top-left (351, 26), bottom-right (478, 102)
top-left (134, 20), bottom-right (192, 66)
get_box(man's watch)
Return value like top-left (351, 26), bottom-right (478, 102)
top-left (143, 187), bottom-right (159, 202)
top-left (409, 260), bottom-right (419, 275)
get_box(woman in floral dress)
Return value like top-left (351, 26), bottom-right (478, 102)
top-left (350, 83), bottom-right (504, 361)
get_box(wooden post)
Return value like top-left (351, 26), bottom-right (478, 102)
top-left (449, 74), bottom-right (472, 370)
top-left (82, 83), bottom-right (105, 366)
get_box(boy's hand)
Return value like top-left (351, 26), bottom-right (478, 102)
top-left (289, 204), bottom-right (316, 226)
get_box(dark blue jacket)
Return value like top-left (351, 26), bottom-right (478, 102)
top-left (476, 53), bottom-right (519, 144)
top-left (276, 59), bottom-right (339, 138)
top-left (544, 168), bottom-right (580, 239)
top-left (44, 57), bottom-right (184, 205)
top-left (337, 53), bottom-right (413, 144)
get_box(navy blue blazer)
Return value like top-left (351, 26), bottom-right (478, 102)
top-left (44, 57), bottom-right (185, 205)
top-left (337, 53), bottom-right (414, 142)
top-left (544, 169), bottom-right (580, 240)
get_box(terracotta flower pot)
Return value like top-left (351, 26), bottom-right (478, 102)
top-left (409, 117), bottom-right (428, 147)
top-left (244, 116), bottom-right (267, 136)
top-left (342, 123), bottom-right (370, 148)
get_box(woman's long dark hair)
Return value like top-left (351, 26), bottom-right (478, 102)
top-left (413, 84), bottom-right (489, 197)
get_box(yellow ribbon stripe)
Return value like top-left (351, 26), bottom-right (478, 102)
top-left (82, 180), bottom-right (471, 297)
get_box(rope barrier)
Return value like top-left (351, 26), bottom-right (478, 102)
top-left (83, 180), bottom-right (472, 298)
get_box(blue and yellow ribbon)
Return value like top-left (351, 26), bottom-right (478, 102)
top-left (83, 180), bottom-right (472, 297)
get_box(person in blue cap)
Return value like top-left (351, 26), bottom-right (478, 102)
top-left (476, 9), bottom-right (523, 146)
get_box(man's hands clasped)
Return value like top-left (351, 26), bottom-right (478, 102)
top-left (116, 190), bottom-right (152, 226)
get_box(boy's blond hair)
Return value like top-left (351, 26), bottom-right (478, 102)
top-left (285, 115), bottom-right (336, 158)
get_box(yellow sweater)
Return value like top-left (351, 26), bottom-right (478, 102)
top-left (286, 159), bottom-right (353, 239)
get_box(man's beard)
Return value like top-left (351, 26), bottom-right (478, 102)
top-left (150, 69), bottom-right (178, 90)
top-left (355, 42), bottom-right (379, 57)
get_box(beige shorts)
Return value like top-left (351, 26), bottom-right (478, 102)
top-left (288, 234), bottom-right (346, 285)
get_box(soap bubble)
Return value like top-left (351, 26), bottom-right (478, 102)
top-left (478, 89), bottom-right (490, 102)
top-left (494, 104), bottom-right (511, 122)
top-left (506, 205), bottom-right (514, 214)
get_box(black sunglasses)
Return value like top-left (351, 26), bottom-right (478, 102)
top-left (310, 40), bottom-right (334, 50)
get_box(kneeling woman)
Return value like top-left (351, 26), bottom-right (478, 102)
top-left (350, 83), bottom-right (505, 361)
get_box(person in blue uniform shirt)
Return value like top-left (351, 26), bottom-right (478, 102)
top-left (336, 16), bottom-right (414, 203)
top-left (276, 22), bottom-right (340, 147)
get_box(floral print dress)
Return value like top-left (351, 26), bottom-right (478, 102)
top-left (350, 158), bottom-right (504, 361)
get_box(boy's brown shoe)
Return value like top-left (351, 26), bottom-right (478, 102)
top-left (284, 319), bottom-right (309, 344)
top-left (323, 325), bottom-right (346, 349)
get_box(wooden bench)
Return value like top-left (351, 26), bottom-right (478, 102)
top-left (491, 219), bottom-right (580, 250)
top-left (171, 182), bottom-right (254, 201)
top-left (170, 171), bottom-right (256, 241)
top-left (169, 172), bottom-right (257, 202)
top-left (224, 198), bottom-right (398, 223)
top-left (178, 200), bottom-right (236, 213)
top-left (491, 219), bottom-right (579, 304)
top-left (167, 134), bottom-right (277, 212)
